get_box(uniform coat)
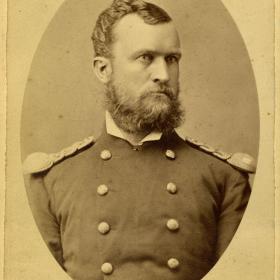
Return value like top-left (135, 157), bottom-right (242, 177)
top-left (25, 129), bottom-right (251, 280)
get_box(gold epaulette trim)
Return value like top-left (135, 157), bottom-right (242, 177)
top-left (23, 136), bottom-right (95, 175)
top-left (184, 136), bottom-right (256, 173)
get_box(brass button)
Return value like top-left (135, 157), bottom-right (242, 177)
top-left (100, 150), bottom-right (112, 160)
top-left (165, 149), bottom-right (176, 160)
top-left (167, 258), bottom-right (180, 269)
top-left (97, 184), bottom-right (109, 196)
top-left (101, 262), bottom-right (113, 274)
top-left (98, 222), bottom-right (110, 234)
top-left (167, 182), bottom-right (177, 194)
top-left (166, 219), bottom-right (179, 231)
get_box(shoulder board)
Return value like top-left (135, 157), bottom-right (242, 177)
top-left (23, 136), bottom-right (95, 175)
top-left (184, 136), bottom-right (256, 173)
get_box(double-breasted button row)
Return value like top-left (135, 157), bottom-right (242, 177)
top-left (100, 259), bottom-right (179, 275)
top-left (97, 182), bottom-right (110, 235)
top-left (166, 183), bottom-right (179, 230)
top-left (97, 217), bottom-right (179, 237)
top-left (101, 148), bottom-right (177, 160)
top-left (97, 180), bottom-right (112, 273)
top-left (97, 184), bottom-right (110, 235)
top-left (166, 179), bottom-right (180, 270)
top-left (98, 147), bottom-right (180, 274)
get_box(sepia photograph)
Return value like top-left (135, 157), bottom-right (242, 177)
top-left (2, 0), bottom-right (277, 279)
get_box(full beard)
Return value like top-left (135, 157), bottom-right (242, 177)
top-left (105, 81), bottom-right (185, 134)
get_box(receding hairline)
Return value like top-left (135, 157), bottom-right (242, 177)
top-left (92, 0), bottom-right (173, 58)
top-left (109, 13), bottom-right (179, 52)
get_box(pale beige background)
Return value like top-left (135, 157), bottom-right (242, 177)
top-left (275, 0), bottom-right (280, 277)
top-left (0, 0), bottom-right (7, 278)
top-left (4, 0), bottom-right (276, 280)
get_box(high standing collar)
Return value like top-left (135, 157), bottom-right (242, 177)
top-left (105, 111), bottom-right (186, 145)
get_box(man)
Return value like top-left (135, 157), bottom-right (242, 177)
top-left (23, 0), bottom-right (256, 279)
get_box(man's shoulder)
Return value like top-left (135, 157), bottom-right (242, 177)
top-left (23, 135), bottom-right (96, 176)
top-left (178, 134), bottom-right (256, 174)
top-left (22, 132), bottom-right (257, 177)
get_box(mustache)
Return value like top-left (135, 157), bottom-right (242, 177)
top-left (144, 85), bottom-right (176, 100)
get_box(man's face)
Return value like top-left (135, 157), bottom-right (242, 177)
top-left (106, 14), bottom-right (183, 133)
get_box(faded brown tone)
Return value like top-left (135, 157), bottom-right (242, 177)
top-left (4, 0), bottom-right (276, 280)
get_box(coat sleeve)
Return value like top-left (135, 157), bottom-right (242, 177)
top-left (25, 173), bottom-right (65, 268)
top-left (215, 170), bottom-right (251, 259)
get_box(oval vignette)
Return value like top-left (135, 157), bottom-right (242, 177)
top-left (21, 0), bottom-right (259, 279)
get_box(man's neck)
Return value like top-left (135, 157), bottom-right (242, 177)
top-left (120, 129), bottom-right (151, 146)
top-left (105, 111), bottom-right (164, 146)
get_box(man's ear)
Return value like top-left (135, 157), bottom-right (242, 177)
top-left (93, 56), bottom-right (112, 84)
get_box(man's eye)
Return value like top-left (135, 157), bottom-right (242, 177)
top-left (138, 54), bottom-right (153, 63)
top-left (166, 55), bottom-right (178, 64)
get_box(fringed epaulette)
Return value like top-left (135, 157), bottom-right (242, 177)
top-left (183, 136), bottom-right (256, 173)
top-left (23, 136), bottom-right (95, 175)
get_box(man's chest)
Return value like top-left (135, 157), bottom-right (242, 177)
top-left (42, 137), bottom-right (233, 280)
top-left (53, 145), bottom-right (221, 228)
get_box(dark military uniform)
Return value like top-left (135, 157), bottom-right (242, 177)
top-left (23, 124), bottom-right (255, 280)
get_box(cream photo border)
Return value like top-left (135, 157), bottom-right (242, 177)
top-left (1, 0), bottom-right (279, 279)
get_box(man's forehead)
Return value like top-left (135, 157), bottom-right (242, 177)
top-left (112, 13), bottom-right (181, 54)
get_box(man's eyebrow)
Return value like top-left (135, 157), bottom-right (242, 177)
top-left (169, 52), bottom-right (182, 59)
top-left (130, 49), bottom-right (182, 58)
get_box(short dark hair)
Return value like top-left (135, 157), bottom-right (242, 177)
top-left (91, 0), bottom-right (172, 57)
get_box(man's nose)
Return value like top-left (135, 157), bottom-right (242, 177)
top-left (151, 58), bottom-right (170, 83)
